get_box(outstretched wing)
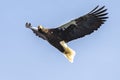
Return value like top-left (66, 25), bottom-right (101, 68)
top-left (56, 6), bottom-right (108, 42)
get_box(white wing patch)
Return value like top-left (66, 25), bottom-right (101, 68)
top-left (58, 20), bottom-right (77, 30)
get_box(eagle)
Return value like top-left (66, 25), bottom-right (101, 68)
top-left (26, 5), bottom-right (108, 63)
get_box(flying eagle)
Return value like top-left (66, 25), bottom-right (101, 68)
top-left (26, 6), bottom-right (108, 63)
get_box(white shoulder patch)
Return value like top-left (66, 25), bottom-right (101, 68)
top-left (59, 20), bottom-right (77, 30)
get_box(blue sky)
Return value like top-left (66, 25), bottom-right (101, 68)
top-left (0, 0), bottom-right (120, 80)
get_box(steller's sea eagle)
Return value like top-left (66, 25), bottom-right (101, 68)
top-left (26, 5), bottom-right (108, 63)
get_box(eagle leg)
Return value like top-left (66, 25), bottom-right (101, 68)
top-left (60, 41), bottom-right (76, 63)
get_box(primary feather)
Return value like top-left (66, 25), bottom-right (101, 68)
top-left (56, 5), bottom-right (108, 42)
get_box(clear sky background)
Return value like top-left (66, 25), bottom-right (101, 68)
top-left (0, 0), bottom-right (119, 80)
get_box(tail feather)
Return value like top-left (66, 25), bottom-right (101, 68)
top-left (60, 41), bottom-right (76, 63)
top-left (63, 49), bottom-right (76, 63)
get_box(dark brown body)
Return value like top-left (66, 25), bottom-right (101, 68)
top-left (43, 29), bottom-right (65, 52)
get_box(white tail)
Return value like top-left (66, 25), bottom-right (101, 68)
top-left (60, 41), bottom-right (76, 63)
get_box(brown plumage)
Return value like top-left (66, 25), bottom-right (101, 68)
top-left (26, 5), bottom-right (108, 63)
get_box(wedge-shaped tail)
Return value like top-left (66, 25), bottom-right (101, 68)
top-left (60, 41), bottom-right (76, 63)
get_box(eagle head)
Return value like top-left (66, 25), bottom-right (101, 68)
top-left (38, 25), bottom-right (44, 32)
top-left (38, 25), bottom-right (48, 33)
top-left (38, 25), bottom-right (43, 29)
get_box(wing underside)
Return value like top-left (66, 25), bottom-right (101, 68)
top-left (57, 5), bottom-right (108, 42)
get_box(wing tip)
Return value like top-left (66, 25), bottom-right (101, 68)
top-left (89, 5), bottom-right (108, 14)
top-left (89, 5), bottom-right (109, 23)
top-left (25, 22), bottom-right (32, 28)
